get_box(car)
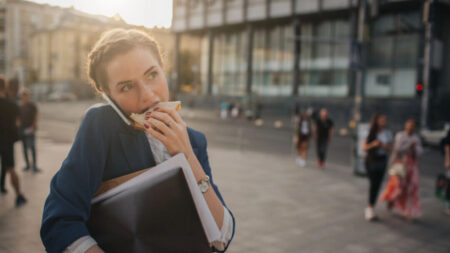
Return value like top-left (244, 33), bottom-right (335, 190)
top-left (47, 91), bottom-right (77, 102)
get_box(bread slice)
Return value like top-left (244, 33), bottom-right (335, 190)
top-left (130, 101), bottom-right (181, 130)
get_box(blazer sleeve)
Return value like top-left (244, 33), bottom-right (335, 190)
top-left (195, 132), bottom-right (236, 253)
top-left (40, 108), bottom-right (109, 253)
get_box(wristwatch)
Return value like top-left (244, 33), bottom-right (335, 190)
top-left (198, 175), bottom-right (210, 193)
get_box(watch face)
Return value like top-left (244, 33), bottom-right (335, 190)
top-left (199, 182), bottom-right (209, 193)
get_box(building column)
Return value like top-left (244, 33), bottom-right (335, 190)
top-left (348, 7), bottom-right (359, 98)
top-left (207, 31), bottom-right (214, 95)
top-left (421, 0), bottom-right (434, 130)
top-left (245, 24), bottom-right (254, 96)
top-left (292, 19), bottom-right (300, 96)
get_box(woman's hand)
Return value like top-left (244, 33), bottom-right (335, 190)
top-left (85, 245), bottom-right (104, 253)
top-left (144, 107), bottom-right (194, 159)
top-left (371, 140), bottom-right (381, 148)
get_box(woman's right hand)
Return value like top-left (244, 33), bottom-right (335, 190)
top-left (371, 140), bottom-right (381, 148)
top-left (86, 245), bottom-right (104, 253)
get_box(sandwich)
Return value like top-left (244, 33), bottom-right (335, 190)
top-left (130, 101), bottom-right (181, 130)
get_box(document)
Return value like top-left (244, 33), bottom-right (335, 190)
top-left (87, 153), bottom-right (221, 253)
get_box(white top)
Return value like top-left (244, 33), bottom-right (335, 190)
top-left (389, 131), bottom-right (423, 166)
top-left (376, 129), bottom-right (393, 156)
top-left (301, 121), bottom-right (309, 135)
top-left (65, 133), bottom-right (233, 252)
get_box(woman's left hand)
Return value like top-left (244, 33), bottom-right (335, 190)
top-left (144, 107), bottom-right (194, 158)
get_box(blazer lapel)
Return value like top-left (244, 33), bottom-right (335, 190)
top-left (119, 132), bottom-right (156, 172)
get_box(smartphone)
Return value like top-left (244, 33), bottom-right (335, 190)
top-left (102, 93), bottom-right (132, 126)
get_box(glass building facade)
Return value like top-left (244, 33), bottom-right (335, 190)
top-left (195, 12), bottom-right (421, 99)
top-left (211, 30), bottom-right (248, 96)
top-left (252, 25), bottom-right (294, 96)
top-left (298, 20), bottom-right (350, 97)
top-left (174, 0), bottom-right (450, 129)
top-left (365, 11), bottom-right (421, 98)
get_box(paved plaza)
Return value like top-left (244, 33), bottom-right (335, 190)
top-left (0, 101), bottom-right (449, 253)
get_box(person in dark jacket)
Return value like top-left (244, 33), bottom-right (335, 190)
top-left (362, 113), bottom-right (392, 221)
top-left (41, 29), bottom-right (235, 253)
top-left (0, 77), bottom-right (26, 206)
top-left (313, 108), bottom-right (334, 169)
top-left (19, 88), bottom-right (40, 172)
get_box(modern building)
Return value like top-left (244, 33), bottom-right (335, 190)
top-left (2, 0), bottom-right (175, 100)
top-left (28, 9), bottom-right (128, 99)
top-left (172, 0), bottom-right (450, 129)
top-left (0, 1), bottom-right (6, 74)
top-left (3, 0), bottom-right (68, 83)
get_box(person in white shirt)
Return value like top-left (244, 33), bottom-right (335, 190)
top-left (294, 113), bottom-right (312, 167)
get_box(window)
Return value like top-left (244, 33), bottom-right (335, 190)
top-left (298, 20), bottom-right (350, 97)
top-left (365, 12), bottom-right (420, 98)
top-left (251, 25), bottom-right (293, 96)
top-left (211, 30), bottom-right (248, 96)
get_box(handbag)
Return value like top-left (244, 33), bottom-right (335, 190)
top-left (435, 173), bottom-right (449, 201)
top-left (388, 162), bottom-right (406, 178)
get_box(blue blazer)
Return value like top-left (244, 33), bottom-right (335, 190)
top-left (40, 105), bottom-right (235, 253)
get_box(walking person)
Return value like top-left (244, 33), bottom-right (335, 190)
top-left (220, 101), bottom-right (228, 120)
top-left (362, 113), bottom-right (392, 221)
top-left (379, 119), bottom-right (423, 221)
top-left (294, 113), bottom-right (312, 167)
top-left (313, 108), bottom-right (334, 169)
top-left (0, 77), bottom-right (27, 206)
top-left (19, 88), bottom-right (40, 172)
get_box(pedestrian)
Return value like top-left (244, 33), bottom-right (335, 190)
top-left (379, 119), bottom-right (423, 221)
top-left (7, 77), bottom-right (19, 102)
top-left (19, 88), bottom-right (40, 172)
top-left (313, 108), bottom-right (334, 169)
top-left (231, 103), bottom-right (240, 119)
top-left (41, 29), bottom-right (235, 253)
top-left (228, 101), bottom-right (235, 117)
top-left (292, 102), bottom-right (300, 125)
top-left (294, 113), bottom-right (312, 167)
top-left (441, 129), bottom-right (450, 215)
top-left (220, 101), bottom-right (228, 120)
top-left (255, 100), bottom-right (262, 120)
top-left (0, 77), bottom-right (27, 206)
top-left (362, 113), bottom-right (392, 221)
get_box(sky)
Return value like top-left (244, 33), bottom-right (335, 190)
top-left (29, 0), bottom-right (173, 28)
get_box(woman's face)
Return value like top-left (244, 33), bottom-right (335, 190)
top-left (105, 47), bottom-right (168, 115)
top-left (377, 115), bottom-right (387, 128)
top-left (405, 120), bottom-right (416, 134)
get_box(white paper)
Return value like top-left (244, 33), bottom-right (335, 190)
top-left (91, 153), bottom-right (222, 243)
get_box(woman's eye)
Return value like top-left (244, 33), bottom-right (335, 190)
top-left (147, 71), bottom-right (158, 80)
top-left (121, 83), bottom-right (133, 92)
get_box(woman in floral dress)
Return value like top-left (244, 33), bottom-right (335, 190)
top-left (379, 119), bottom-right (423, 220)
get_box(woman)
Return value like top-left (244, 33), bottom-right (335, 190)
top-left (362, 113), bottom-right (392, 221)
top-left (40, 29), bottom-right (235, 253)
top-left (295, 113), bottom-right (311, 167)
top-left (379, 119), bottom-right (423, 220)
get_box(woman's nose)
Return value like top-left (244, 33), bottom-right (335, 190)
top-left (138, 81), bottom-right (157, 104)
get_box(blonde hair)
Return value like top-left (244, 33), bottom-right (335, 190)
top-left (87, 28), bottom-right (163, 93)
